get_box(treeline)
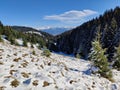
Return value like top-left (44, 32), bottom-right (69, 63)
top-left (0, 21), bottom-right (47, 48)
top-left (79, 6), bottom-right (120, 60)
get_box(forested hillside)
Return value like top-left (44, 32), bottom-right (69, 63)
top-left (50, 7), bottom-right (120, 61)
top-left (0, 22), bottom-right (53, 49)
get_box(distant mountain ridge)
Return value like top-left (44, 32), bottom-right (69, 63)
top-left (40, 27), bottom-right (73, 35)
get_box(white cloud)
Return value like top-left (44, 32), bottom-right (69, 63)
top-left (44, 10), bottom-right (97, 23)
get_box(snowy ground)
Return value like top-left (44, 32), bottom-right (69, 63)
top-left (0, 42), bottom-right (120, 90)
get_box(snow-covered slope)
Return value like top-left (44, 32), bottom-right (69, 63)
top-left (26, 31), bottom-right (42, 36)
top-left (0, 42), bottom-right (120, 90)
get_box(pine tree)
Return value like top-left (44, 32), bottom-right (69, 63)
top-left (89, 33), bottom-right (112, 80)
top-left (32, 50), bottom-right (36, 55)
top-left (113, 45), bottom-right (120, 70)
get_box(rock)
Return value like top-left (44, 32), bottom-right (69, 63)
top-left (43, 81), bottom-right (50, 87)
top-left (69, 80), bottom-right (76, 84)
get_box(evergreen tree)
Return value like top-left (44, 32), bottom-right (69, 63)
top-left (0, 35), bottom-right (3, 42)
top-left (111, 17), bottom-right (117, 30)
top-left (76, 53), bottom-right (81, 59)
top-left (23, 39), bottom-right (27, 47)
top-left (8, 35), bottom-right (16, 45)
top-left (113, 45), bottom-right (120, 70)
top-left (32, 50), bottom-right (36, 55)
top-left (89, 33), bottom-right (112, 80)
top-left (42, 48), bottom-right (51, 57)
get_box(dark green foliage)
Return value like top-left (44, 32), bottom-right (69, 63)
top-left (23, 39), bottom-right (27, 47)
top-left (0, 35), bottom-right (3, 42)
top-left (21, 33), bottom-right (46, 48)
top-left (8, 35), bottom-right (16, 45)
top-left (10, 79), bottom-right (20, 87)
top-left (0, 21), bottom-right (49, 48)
top-left (11, 26), bottom-right (53, 40)
top-left (113, 45), bottom-right (120, 70)
top-left (42, 48), bottom-right (51, 57)
top-left (89, 33), bottom-right (113, 80)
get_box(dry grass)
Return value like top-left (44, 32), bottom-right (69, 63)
top-left (69, 80), bottom-right (76, 84)
top-left (21, 72), bottom-right (29, 78)
top-left (40, 65), bottom-right (44, 69)
top-left (4, 75), bottom-right (13, 78)
top-left (13, 57), bottom-right (21, 62)
top-left (9, 70), bottom-right (17, 75)
top-left (48, 62), bottom-right (51, 66)
top-left (22, 54), bottom-right (28, 57)
top-left (10, 65), bottom-right (14, 68)
top-left (13, 53), bottom-right (17, 56)
top-left (10, 79), bottom-right (20, 87)
top-left (21, 61), bottom-right (28, 68)
top-left (0, 86), bottom-right (6, 90)
top-left (0, 61), bottom-right (3, 65)
top-left (32, 80), bottom-right (39, 86)
top-left (43, 81), bottom-right (50, 87)
top-left (108, 78), bottom-right (115, 82)
top-left (0, 49), bottom-right (4, 52)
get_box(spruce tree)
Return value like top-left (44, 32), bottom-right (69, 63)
top-left (89, 32), bottom-right (112, 80)
top-left (113, 45), bottom-right (120, 70)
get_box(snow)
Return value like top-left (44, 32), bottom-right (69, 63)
top-left (26, 31), bottom-right (42, 36)
top-left (16, 39), bottom-right (23, 46)
top-left (0, 42), bottom-right (120, 90)
top-left (1, 35), bottom-right (10, 44)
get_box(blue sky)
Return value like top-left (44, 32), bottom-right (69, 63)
top-left (0, 0), bottom-right (119, 29)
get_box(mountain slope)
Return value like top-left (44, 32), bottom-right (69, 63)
top-left (11, 26), bottom-right (54, 40)
top-left (40, 27), bottom-right (72, 36)
top-left (0, 42), bottom-right (119, 90)
top-left (0, 23), bottom-right (52, 49)
top-left (50, 7), bottom-right (120, 60)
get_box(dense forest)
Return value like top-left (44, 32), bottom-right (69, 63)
top-left (50, 7), bottom-right (120, 61)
